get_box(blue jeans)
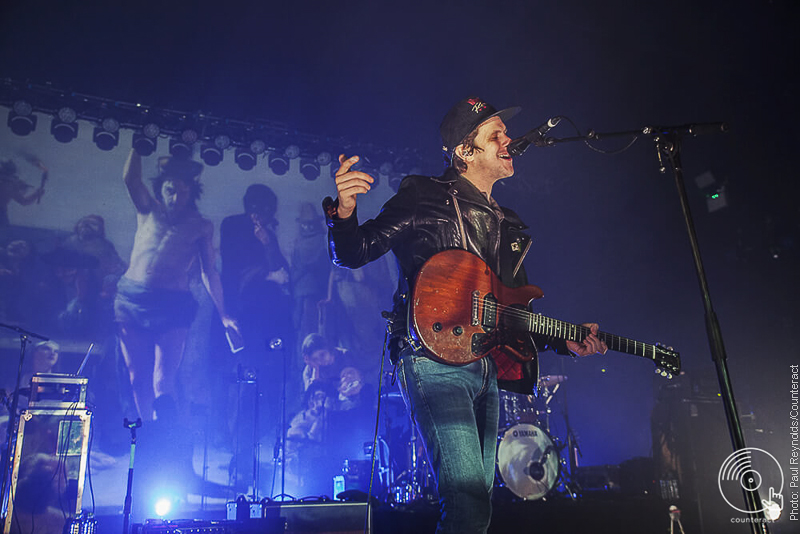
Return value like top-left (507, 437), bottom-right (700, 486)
top-left (397, 346), bottom-right (499, 534)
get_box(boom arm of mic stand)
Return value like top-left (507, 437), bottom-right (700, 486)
top-left (545, 122), bottom-right (727, 146)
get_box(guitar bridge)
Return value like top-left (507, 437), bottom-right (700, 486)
top-left (471, 290), bottom-right (480, 326)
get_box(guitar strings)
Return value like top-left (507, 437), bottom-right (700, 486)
top-left (482, 300), bottom-right (658, 358)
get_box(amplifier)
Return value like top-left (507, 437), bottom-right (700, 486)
top-left (574, 464), bottom-right (621, 492)
top-left (226, 501), bottom-right (371, 534)
top-left (133, 518), bottom-right (284, 534)
top-left (29, 373), bottom-right (88, 409)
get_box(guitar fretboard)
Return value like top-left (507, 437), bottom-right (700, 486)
top-left (527, 313), bottom-right (659, 362)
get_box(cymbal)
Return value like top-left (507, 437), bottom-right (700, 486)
top-left (538, 375), bottom-right (567, 388)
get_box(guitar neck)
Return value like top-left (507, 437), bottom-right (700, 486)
top-left (529, 314), bottom-right (659, 362)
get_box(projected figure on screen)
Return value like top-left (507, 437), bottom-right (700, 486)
top-left (0, 159), bottom-right (46, 227)
top-left (114, 149), bottom-right (239, 423)
top-left (220, 184), bottom-right (292, 358)
top-left (220, 184), bottom-right (293, 488)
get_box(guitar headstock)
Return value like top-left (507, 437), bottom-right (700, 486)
top-left (653, 343), bottom-right (681, 379)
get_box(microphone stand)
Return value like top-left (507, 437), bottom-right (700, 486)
top-left (545, 122), bottom-right (769, 533)
top-left (268, 338), bottom-right (289, 501)
top-left (122, 417), bottom-right (142, 534)
top-left (0, 322), bottom-right (48, 519)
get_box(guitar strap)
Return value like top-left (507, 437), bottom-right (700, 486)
top-left (450, 194), bottom-right (469, 252)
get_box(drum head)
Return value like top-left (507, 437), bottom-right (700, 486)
top-left (497, 423), bottom-right (559, 500)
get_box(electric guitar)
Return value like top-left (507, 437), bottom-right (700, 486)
top-left (410, 249), bottom-right (681, 377)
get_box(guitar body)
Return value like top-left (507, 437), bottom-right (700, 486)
top-left (410, 249), bottom-right (681, 377)
top-left (411, 249), bottom-right (543, 365)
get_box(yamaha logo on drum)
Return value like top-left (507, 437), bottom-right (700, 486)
top-left (512, 429), bottom-right (538, 438)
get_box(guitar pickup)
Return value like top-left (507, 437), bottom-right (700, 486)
top-left (481, 292), bottom-right (498, 332)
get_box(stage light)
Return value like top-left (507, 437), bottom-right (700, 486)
top-left (316, 151), bottom-right (332, 166)
top-left (180, 128), bottom-right (199, 145)
top-left (93, 117), bottom-right (120, 151)
top-left (300, 157), bottom-right (320, 180)
top-left (285, 144), bottom-right (300, 159)
top-left (133, 134), bottom-right (156, 156)
top-left (7, 100), bottom-right (37, 136)
top-left (169, 128), bottom-right (198, 159)
top-left (199, 133), bottom-right (231, 166)
top-left (213, 134), bottom-right (231, 150)
top-left (200, 142), bottom-right (223, 166)
top-left (132, 122), bottom-right (160, 156)
top-left (101, 117), bottom-right (120, 133)
top-left (50, 107), bottom-right (78, 143)
top-left (249, 139), bottom-right (266, 155)
top-left (154, 497), bottom-right (172, 517)
top-left (235, 147), bottom-right (257, 171)
top-left (169, 139), bottom-right (188, 158)
top-left (268, 152), bottom-right (289, 175)
top-left (143, 122), bottom-right (161, 138)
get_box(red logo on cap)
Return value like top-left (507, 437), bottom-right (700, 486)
top-left (467, 98), bottom-right (487, 114)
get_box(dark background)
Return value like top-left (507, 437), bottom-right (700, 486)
top-left (1, 0), bottom-right (797, 489)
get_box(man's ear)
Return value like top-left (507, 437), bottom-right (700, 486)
top-left (455, 144), bottom-right (473, 162)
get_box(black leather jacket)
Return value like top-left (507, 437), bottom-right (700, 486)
top-left (324, 167), bottom-right (561, 393)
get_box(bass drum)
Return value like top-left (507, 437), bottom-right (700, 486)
top-left (496, 423), bottom-right (560, 500)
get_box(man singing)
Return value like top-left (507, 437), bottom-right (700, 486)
top-left (324, 97), bottom-right (607, 533)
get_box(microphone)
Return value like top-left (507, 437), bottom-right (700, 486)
top-left (507, 117), bottom-right (561, 157)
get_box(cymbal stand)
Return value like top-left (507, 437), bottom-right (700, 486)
top-left (555, 360), bottom-right (581, 499)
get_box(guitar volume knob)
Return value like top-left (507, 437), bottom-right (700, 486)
top-left (453, 326), bottom-right (463, 336)
top-left (432, 322), bottom-right (443, 332)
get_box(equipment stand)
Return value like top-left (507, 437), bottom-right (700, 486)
top-left (122, 417), bottom-right (142, 534)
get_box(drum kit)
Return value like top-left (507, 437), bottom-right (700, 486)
top-left (496, 374), bottom-right (570, 501)
top-left (377, 373), bottom-right (579, 505)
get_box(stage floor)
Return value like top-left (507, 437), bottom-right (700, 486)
top-left (83, 446), bottom-right (785, 534)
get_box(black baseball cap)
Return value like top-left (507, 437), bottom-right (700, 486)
top-left (439, 97), bottom-right (521, 158)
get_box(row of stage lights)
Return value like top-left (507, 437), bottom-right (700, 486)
top-left (3, 82), bottom-right (421, 184)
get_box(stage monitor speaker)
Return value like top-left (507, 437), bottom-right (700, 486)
top-left (3, 408), bottom-right (91, 534)
top-left (264, 501), bottom-right (371, 534)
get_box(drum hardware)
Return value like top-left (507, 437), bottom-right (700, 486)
top-left (389, 430), bottom-right (434, 504)
top-left (549, 365), bottom-right (582, 499)
top-left (499, 391), bottom-right (539, 427)
top-left (538, 374), bottom-right (567, 389)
